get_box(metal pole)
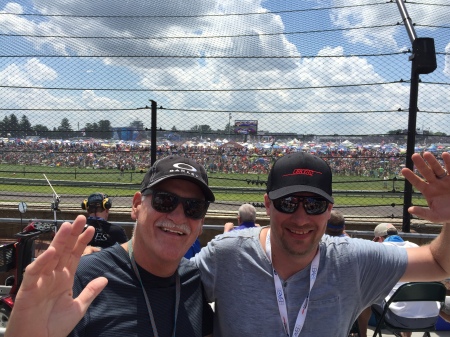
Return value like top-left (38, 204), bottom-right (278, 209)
top-left (150, 100), bottom-right (157, 165)
top-left (402, 70), bottom-right (419, 233)
top-left (394, 0), bottom-right (436, 232)
top-left (398, 0), bottom-right (418, 233)
top-left (228, 113), bottom-right (232, 139)
top-left (395, 0), bottom-right (417, 44)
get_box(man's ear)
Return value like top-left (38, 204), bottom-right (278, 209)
top-left (264, 194), bottom-right (271, 216)
top-left (131, 192), bottom-right (142, 220)
top-left (198, 218), bottom-right (204, 236)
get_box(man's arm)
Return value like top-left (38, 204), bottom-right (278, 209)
top-left (5, 215), bottom-right (108, 337)
top-left (401, 151), bottom-right (450, 281)
top-left (223, 222), bottom-right (234, 233)
top-left (82, 245), bottom-right (102, 255)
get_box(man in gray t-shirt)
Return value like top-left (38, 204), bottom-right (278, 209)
top-left (6, 151), bottom-right (450, 337)
top-left (193, 151), bottom-right (450, 336)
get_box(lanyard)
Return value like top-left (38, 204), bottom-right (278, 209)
top-left (128, 240), bottom-right (180, 337)
top-left (265, 229), bottom-right (320, 337)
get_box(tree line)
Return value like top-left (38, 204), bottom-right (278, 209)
top-left (0, 113), bottom-right (236, 140)
top-left (0, 114), bottom-right (114, 139)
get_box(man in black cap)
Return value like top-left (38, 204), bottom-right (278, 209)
top-left (7, 151), bottom-right (450, 337)
top-left (81, 192), bottom-right (128, 254)
top-left (6, 155), bottom-right (214, 337)
top-left (192, 151), bottom-right (450, 336)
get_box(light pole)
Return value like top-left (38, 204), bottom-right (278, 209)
top-left (228, 113), bottom-right (232, 140)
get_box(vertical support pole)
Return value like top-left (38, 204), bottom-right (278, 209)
top-left (402, 70), bottom-right (419, 232)
top-left (394, 2), bottom-right (437, 232)
top-left (150, 100), bottom-right (157, 165)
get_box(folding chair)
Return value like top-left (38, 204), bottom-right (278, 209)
top-left (372, 282), bottom-right (446, 337)
top-left (348, 319), bottom-right (361, 336)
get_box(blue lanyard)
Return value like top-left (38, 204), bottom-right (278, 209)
top-left (128, 240), bottom-right (180, 337)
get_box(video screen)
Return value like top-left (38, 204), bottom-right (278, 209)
top-left (234, 120), bottom-right (258, 135)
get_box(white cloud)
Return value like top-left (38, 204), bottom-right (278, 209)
top-left (0, 58), bottom-right (56, 85)
top-left (81, 90), bottom-right (125, 109)
top-left (330, 1), bottom-right (400, 50)
top-left (0, 0), bottom-right (448, 134)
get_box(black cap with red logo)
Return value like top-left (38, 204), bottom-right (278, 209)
top-left (266, 152), bottom-right (334, 203)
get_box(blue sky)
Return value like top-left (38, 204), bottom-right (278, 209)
top-left (0, 0), bottom-right (449, 135)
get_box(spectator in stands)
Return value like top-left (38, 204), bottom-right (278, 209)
top-left (357, 225), bottom-right (441, 337)
top-left (325, 209), bottom-right (349, 237)
top-left (81, 192), bottom-right (128, 255)
top-left (223, 203), bottom-right (259, 232)
top-left (372, 222), bottom-right (399, 243)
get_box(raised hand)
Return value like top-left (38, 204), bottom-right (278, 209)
top-left (401, 151), bottom-right (450, 224)
top-left (5, 215), bottom-right (108, 337)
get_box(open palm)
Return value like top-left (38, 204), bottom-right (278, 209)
top-left (402, 152), bottom-right (450, 223)
top-left (5, 215), bottom-right (108, 337)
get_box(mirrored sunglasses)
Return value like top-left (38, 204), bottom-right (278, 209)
top-left (272, 195), bottom-right (329, 215)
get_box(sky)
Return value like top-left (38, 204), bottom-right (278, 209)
top-left (0, 0), bottom-right (449, 136)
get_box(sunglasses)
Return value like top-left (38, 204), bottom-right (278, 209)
top-left (143, 189), bottom-right (209, 220)
top-left (272, 195), bottom-right (329, 215)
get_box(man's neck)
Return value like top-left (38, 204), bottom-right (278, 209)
top-left (88, 215), bottom-right (106, 221)
top-left (121, 241), bottom-right (179, 278)
top-left (260, 227), bottom-right (318, 280)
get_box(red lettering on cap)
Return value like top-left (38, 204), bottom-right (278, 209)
top-left (283, 169), bottom-right (322, 177)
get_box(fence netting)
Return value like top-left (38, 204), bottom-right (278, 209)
top-left (0, 0), bottom-right (449, 221)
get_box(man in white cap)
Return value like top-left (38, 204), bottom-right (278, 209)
top-left (372, 222), bottom-right (399, 242)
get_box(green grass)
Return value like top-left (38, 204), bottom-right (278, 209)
top-left (0, 164), bottom-right (426, 206)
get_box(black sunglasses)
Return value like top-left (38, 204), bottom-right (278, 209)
top-left (143, 189), bottom-right (209, 220)
top-left (272, 195), bottom-right (329, 215)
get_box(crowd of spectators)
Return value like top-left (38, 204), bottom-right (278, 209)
top-left (0, 137), bottom-right (444, 179)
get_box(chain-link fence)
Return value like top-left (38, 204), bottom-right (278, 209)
top-left (0, 0), bottom-right (449, 222)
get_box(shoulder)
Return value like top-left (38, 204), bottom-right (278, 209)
top-left (194, 226), bottom-right (264, 263)
top-left (318, 236), bottom-right (408, 292)
top-left (213, 226), bottom-right (262, 247)
top-left (320, 235), bottom-right (408, 262)
top-left (76, 244), bottom-right (129, 280)
top-left (320, 234), bottom-right (352, 251)
top-left (178, 258), bottom-right (202, 280)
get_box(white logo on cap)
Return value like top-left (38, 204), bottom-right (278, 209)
top-left (172, 163), bottom-right (197, 172)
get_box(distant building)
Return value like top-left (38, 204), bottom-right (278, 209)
top-left (112, 127), bottom-right (139, 141)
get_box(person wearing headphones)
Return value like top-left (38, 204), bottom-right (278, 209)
top-left (81, 192), bottom-right (128, 255)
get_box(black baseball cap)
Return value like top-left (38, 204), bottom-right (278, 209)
top-left (88, 193), bottom-right (107, 207)
top-left (141, 156), bottom-right (215, 202)
top-left (266, 152), bottom-right (334, 203)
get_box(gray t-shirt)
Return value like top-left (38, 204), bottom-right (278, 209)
top-left (193, 227), bottom-right (408, 337)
